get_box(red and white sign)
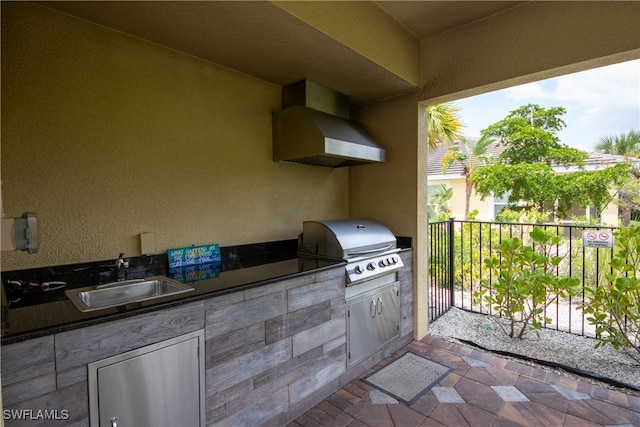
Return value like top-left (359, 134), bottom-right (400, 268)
top-left (582, 230), bottom-right (614, 248)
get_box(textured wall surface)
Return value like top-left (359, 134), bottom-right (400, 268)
top-left (1, 3), bottom-right (349, 269)
top-left (420, 1), bottom-right (640, 103)
top-left (350, 93), bottom-right (421, 239)
top-left (349, 93), bottom-right (425, 338)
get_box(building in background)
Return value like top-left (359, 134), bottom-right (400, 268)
top-left (428, 139), bottom-right (632, 225)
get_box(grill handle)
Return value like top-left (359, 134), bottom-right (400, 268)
top-left (346, 244), bottom-right (394, 257)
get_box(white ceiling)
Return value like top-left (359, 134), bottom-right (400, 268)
top-left (38, 1), bottom-right (527, 105)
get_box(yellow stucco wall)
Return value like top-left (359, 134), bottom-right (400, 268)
top-left (350, 93), bottom-right (427, 339)
top-left (428, 178), bottom-right (489, 221)
top-left (600, 199), bottom-right (620, 226)
top-left (0, 3), bottom-right (349, 270)
top-left (421, 1), bottom-right (640, 103)
top-left (350, 94), bottom-right (421, 236)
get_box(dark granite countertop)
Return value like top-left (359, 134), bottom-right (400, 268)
top-left (1, 237), bottom-right (411, 345)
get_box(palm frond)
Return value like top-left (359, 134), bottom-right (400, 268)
top-left (427, 103), bottom-right (465, 148)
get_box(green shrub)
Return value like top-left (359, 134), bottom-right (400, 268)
top-left (495, 208), bottom-right (522, 223)
top-left (495, 208), bottom-right (551, 224)
top-left (582, 225), bottom-right (640, 363)
top-left (474, 227), bottom-right (581, 339)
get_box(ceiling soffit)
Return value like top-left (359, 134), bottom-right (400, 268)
top-left (375, 1), bottom-right (526, 39)
top-left (273, 1), bottom-right (421, 86)
top-left (32, 1), bottom-right (639, 107)
top-left (37, 1), bottom-right (420, 106)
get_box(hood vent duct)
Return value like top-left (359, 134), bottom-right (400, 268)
top-left (273, 80), bottom-right (386, 168)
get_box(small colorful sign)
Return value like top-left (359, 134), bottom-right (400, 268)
top-left (167, 244), bottom-right (221, 268)
top-left (582, 230), bottom-right (614, 248)
top-left (169, 261), bottom-right (221, 283)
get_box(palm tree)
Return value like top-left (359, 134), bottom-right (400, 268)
top-left (441, 136), bottom-right (494, 219)
top-left (595, 130), bottom-right (640, 156)
top-left (596, 130), bottom-right (640, 225)
top-left (427, 103), bottom-right (464, 148)
top-left (428, 184), bottom-right (453, 221)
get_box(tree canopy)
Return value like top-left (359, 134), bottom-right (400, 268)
top-left (470, 104), bottom-right (630, 220)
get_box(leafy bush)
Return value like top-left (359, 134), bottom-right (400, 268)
top-left (495, 208), bottom-right (523, 223)
top-left (568, 215), bottom-right (601, 226)
top-left (582, 225), bottom-right (640, 363)
top-left (428, 185), bottom-right (453, 222)
top-left (474, 227), bottom-right (581, 339)
top-left (496, 208), bottom-right (550, 224)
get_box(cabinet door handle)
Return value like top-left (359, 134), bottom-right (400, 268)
top-left (370, 300), bottom-right (377, 317)
top-left (377, 297), bottom-right (383, 315)
top-left (111, 417), bottom-right (118, 427)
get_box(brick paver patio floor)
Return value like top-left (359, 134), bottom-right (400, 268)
top-left (288, 335), bottom-right (640, 426)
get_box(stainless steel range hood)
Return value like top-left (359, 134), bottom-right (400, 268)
top-left (273, 80), bottom-right (385, 168)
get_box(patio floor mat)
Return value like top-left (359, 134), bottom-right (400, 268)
top-left (362, 351), bottom-right (451, 405)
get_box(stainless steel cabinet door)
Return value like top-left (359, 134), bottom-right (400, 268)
top-left (374, 283), bottom-right (400, 345)
top-left (347, 282), bottom-right (399, 368)
top-left (89, 330), bottom-right (205, 427)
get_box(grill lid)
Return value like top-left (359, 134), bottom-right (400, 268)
top-left (298, 218), bottom-right (397, 260)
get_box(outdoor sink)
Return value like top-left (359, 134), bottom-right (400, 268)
top-left (65, 276), bottom-right (194, 312)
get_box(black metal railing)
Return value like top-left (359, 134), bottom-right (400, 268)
top-left (428, 219), bottom-right (454, 322)
top-left (429, 218), bottom-right (618, 337)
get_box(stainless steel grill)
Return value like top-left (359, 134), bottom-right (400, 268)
top-left (298, 218), bottom-right (404, 285)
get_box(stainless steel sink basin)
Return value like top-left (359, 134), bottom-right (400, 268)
top-left (65, 276), bottom-right (194, 312)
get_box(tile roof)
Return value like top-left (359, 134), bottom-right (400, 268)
top-left (428, 138), bottom-right (636, 177)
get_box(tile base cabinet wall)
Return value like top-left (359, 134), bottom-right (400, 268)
top-left (1, 251), bottom-right (413, 426)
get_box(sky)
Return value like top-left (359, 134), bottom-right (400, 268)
top-left (455, 59), bottom-right (640, 152)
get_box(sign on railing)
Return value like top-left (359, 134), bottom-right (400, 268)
top-left (583, 230), bottom-right (614, 248)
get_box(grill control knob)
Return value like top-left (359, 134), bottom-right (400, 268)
top-left (367, 262), bottom-right (376, 271)
top-left (391, 256), bottom-right (398, 264)
top-left (355, 265), bottom-right (364, 274)
top-left (379, 260), bottom-right (386, 267)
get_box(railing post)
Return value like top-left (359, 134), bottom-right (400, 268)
top-left (448, 217), bottom-right (455, 308)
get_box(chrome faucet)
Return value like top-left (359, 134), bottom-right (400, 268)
top-left (115, 252), bottom-right (128, 281)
